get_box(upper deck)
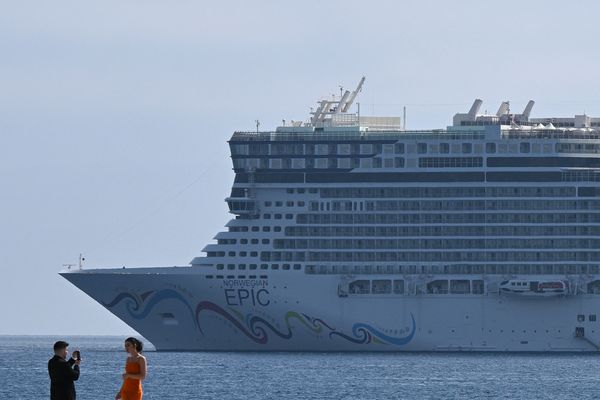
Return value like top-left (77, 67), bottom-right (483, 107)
top-left (230, 78), bottom-right (600, 143)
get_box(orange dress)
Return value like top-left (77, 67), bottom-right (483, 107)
top-left (120, 359), bottom-right (143, 400)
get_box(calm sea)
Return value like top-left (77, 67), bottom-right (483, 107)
top-left (1, 335), bottom-right (599, 399)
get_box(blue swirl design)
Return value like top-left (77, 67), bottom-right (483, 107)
top-left (103, 290), bottom-right (416, 347)
top-left (329, 313), bottom-right (416, 346)
top-left (102, 289), bottom-right (198, 330)
top-left (196, 302), bottom-right (416, 347)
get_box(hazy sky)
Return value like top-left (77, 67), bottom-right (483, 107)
top-left (2, 0), bottom-right (600, 335)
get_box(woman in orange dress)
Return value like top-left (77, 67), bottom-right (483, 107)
top-left (115, 337), bottom-right (147, 400)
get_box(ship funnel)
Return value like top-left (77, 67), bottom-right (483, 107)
top-left (467, 99), bottom-right (483, 120)
top-left (496, 101), bottom-right (510, 117)
top-left (521, 100), bottom-right (535, 119)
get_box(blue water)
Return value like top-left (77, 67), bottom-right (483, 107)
top-left (1, 336), bottom-right (599, 399)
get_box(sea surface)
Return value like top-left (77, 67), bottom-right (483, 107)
top-left (1, 335), bottom-right (599, 399)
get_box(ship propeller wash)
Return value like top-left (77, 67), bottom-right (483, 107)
top-left (63, 78), bottom-right (600, 351)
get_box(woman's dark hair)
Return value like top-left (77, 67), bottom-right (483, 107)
top-left (125, 337), bottom-right (143, 352)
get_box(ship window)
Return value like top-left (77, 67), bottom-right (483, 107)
top-left (251, 226), bottom-right (259, 232)
top-left (227, 264), bottom-right (235, 270)
top-left (249, 264), bottom-right (257, 270)
top-left (285, 214), bottom-right (293, 219)
top-left (216, 264), bottom-right (224, 270)
top-left (450, 280), bottom-right (470, 294)
top-left (226, 275), bottom-right (235, 279)
top-left (349, 280), bottom-right (370, 294)
top-left (286, 189), bottom-right (294, 194)
top-left (241, 239), bottom-right (248, 244)
top-left (283, 264), bottom-right (290, 270)
top-left (262, 239), bottom-right (270, 244)
top-left (462, 143), bottom-right (472, 154)
top-left (275, 214), bottom-right (282, 219)
top-left (228, 252), bottom-right (235, 256)
top-left (578, 314), bottom-right (585, 322)
top-left (276, 201), bottom-right (283, 207)
top-left (472, 280), bottom-right (484, 294)
top-left (263, 226), bottom-right (270, 232)
top-left (590, 315), bottom-right (597, 322)
top-left (520, 142), bottom-right (531, 153)
top-left (264, 214), bottom-right (271, 219)
top-left (298, 201), bottom-right (305, 207)
top-left (250, 251), bottom-right (258, 257)
top-left (260, 264), bottom-right (268, 270)
top-left (427, 280), bottom-right (448, 294)
top-left (251, 239), bottom-right (258, 244)
top-left (274, 226), bottom-right (282, 232)
top-left (264, 201), bottom-right (272, 206)
top-left (206, 275), bottom-right (213, 279)
top-left (372, 280), bottom-right (391, 294)
top-left (486, 143), bottom-right (496, 153)
top-left (394, 143), bottom-right (405, 154)
top-left (417, 143), bottom-right (427, 154)
top-left (439, 143), bottom-right (449, 154)
top-left (260, 275), bottom-right (268, 279)
top-left (271, 264), bottom-right (279, 270)
top-left (239, 251), bottom-right (247, 256)
top-left (393, 280), bottom-right (405, 294)
top-left (238, 264), bottom-right (246, 270)
top-left (293, 264), bottom-right (301, 270)
top-left (249, 275), bottom-right (257, 279)
top-left (216, 275), bottom-right (224, 279)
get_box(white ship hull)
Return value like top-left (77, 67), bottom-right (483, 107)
top-left (62, 268), bottom-right (600, 352)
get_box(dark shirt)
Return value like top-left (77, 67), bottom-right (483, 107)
top-left (48, 355), bottom-right (80, 400)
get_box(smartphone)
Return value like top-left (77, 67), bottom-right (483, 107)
top-left (74, 350), bottom-right (81, 361)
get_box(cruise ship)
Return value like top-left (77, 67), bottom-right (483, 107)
top-left (62, 78), bottom-right (600, 352)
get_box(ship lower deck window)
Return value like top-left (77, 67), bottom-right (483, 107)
top-left (472, 280), bottom-right (484, 294)
top-left (372, 280), bottom-right (391, 294)
top-left (427, 280), bottom-right (448, 294)
top-left (216, 264), bottom-right (224, 270)
top-left (260, 264), bottom-right (268, 269)
top-left (227, 264), bottom-right (235, 270)
top-left (349, 280), bottom-right (370, 294)
top-left (393, 280), bottom-right (405, 294)
top-left (578, 314), bottom-right (585, 322)
top-left (450, 280), bottom-right (470, 294)
top-left (249, 264), bottom-right (257, 270)
top-left (590, 315), bottom-right (597, 322)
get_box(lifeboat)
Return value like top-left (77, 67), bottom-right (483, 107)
top-left (499, 279), bottom-right (568, 297)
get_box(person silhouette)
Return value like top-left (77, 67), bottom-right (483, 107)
top-left (48, 340), bottom-right (80, 400)
top-left (115, 337), bottom-right (147, 400)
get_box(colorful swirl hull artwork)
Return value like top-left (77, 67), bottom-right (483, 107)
top-left (102, 289), bottom-right (416, 347)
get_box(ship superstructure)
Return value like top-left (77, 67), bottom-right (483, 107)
top-left (63, 78), bottom-right (600, 351)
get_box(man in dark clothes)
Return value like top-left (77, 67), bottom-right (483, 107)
top-left (48, 340), bottom-right (80, 400)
